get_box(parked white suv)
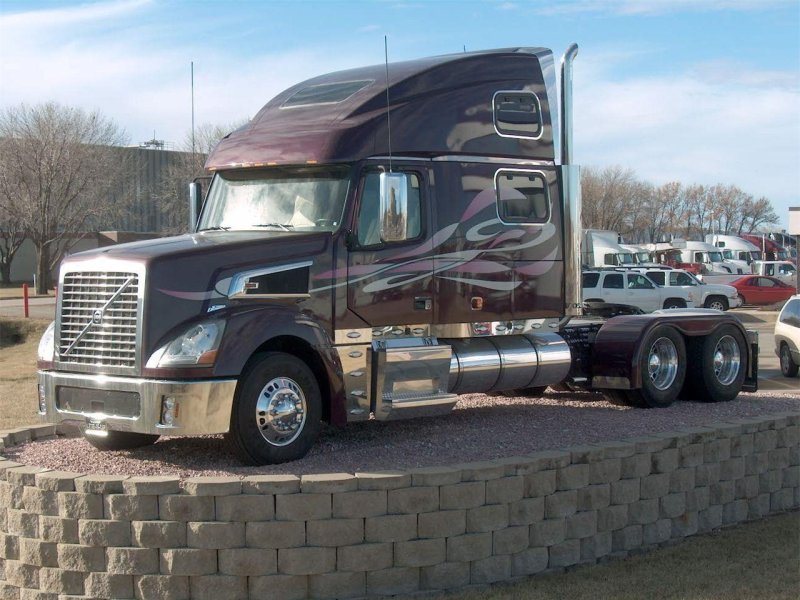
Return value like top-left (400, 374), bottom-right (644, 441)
top-left (582, 269), bottom-right (694, 313)
top-left (775, 295), bottom-right (800, 377)
top-left (637, 268), bottom-right (741, 311)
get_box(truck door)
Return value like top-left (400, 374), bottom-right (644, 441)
top-left (347, 167), bottom-right (434, 328)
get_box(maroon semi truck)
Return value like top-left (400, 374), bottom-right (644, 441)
top-left (37, 45), bottom-right (757, 464)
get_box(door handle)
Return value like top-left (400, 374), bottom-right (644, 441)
top-left (414, 297), bottom-right (432, 311)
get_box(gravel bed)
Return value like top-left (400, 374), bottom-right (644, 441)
top-left (4, 390), bottom-right (799, 480)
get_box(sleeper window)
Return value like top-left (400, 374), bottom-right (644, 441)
top-left (496, 170), bottom-right (549, 224)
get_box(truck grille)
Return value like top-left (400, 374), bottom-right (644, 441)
top-left (58, 271), bottom-right (140, 368)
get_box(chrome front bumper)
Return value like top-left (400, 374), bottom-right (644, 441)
top-left (37, 370), bottom-right (238, 436)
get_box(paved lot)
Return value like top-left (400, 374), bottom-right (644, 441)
top-left (0, 299), bottom-right (796, 391)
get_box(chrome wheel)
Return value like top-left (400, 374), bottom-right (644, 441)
top-left (648, 337), bottom-right (679, 391)
top-left (712, 335), bottom-right (741, 386)
top-left (707, 299), bottom-right (726, 311)
top-left (256, 377), bottom-right (307, 447)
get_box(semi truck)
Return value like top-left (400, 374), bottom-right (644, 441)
top-left (36, 45), bottom-right (758, 465)
top-left (581, 229), bottom-right (637, 267)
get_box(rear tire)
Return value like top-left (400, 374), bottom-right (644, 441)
top-left (226, 352), bottom-right (322, 465)
top-left (704, 296), bottom-right (729, 311)
top-left (625, 325), bottom-right (686, 408)
top-left (682, 325), bottom-right (746, 402)
top-left (85, 431), bottom-right (159, 451)
top-left (780, 343), bottom-right (799, 377)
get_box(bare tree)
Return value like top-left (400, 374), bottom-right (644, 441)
top-left (0, 103), bottom-right (129, 293)
top-left (581, 165), bottom-right (643, 233)
top-left (153, 121), bottom-right (245, 234)
top-left (0, 205), bottom-right (25, 284)
top-left (740, 196), bottom-right (779, 234)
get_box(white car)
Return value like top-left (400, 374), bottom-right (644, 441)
top-left (775, 295), bottom-right (800, 378)
top-left (582, 269), bottom-right (694, 313)
top-left (637, 268), bottom-right (742, 311)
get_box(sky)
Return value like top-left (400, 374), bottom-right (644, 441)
top-left (0, 0), bottom-right (798, 228)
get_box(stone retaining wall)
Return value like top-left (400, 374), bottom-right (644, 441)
top-left (1, 412), bottom-right (798, 599)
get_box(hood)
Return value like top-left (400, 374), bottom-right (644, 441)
top-left (60, 230), bottom-right (335, 366)
top-left (66, 230), bottom-right (319, 264)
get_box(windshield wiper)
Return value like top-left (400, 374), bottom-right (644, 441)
top-left (252, 223), bottom-right (294, 231)
top-left (198, 226), bottom-right (230, 231)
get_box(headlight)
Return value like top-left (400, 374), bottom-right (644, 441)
top-left (147, 320), bottom-right (225, 367)
top-left (37, 321), bottom-right (56, 364)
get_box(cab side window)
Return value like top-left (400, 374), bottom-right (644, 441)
top-left (356, 172), bottom-right (421, 246)
top-left (648, 272), bottom-right (666, 286)
top-left (603, 274), bottom-right (623, 289)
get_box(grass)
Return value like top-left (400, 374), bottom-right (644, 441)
top-left (0, 284), bottom-right (55, 300)
top-left (0, 317), bottom-right (48, 430)
top-left (0, 316), bottom-right (797, 599)
top-left (442, 511), bottom-right (799, 600)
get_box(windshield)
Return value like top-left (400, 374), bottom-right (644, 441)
top-left (618, 253), bottom-right (635, 265)
top-left (751, 250), bottom-right (762, 261)
top-left (198, 166), bottom-right (350, 232)
top-left (721, 250), bottom-right (733, 260)
top-left (637, 251), bottom-right (650, 263)
top-left (708, 251), bottom-right (723, 262)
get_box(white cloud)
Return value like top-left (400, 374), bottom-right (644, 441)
top-left (0, 0), bottom-right (151, 28)
top-left (573, 56), bottom-right (800, 224)
top-left (0, 1), bottom-right (366, 146)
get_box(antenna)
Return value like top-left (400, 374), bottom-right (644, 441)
top-left (191, 61), bottom-right (196, 159)
top-left (384, 35), bottom-right (393, 173)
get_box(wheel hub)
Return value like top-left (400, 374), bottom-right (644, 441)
top-left (256, 377), bottom-right (307, 446)
top-left (648, 337), bottom-right (678, 391)
top-left (712, 335), bottom-right (740, 386)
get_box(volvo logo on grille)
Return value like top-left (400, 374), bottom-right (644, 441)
top-left (92, 309), bottom-right (103, 325)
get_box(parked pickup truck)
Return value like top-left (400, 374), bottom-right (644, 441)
top-left (635, 268), bottom-right (742, 311)
top-left (582, 269), bottom-right (694, 313)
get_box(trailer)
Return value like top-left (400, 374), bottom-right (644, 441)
top-left (36, 45), bottom-right (758, 464)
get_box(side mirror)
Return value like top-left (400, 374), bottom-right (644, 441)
top-left (379, 172), bottom-right (409, 243)
top-left (188, 181), bottom-right (203, 232)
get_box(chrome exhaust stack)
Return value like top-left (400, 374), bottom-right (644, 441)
top-left (560, 43), bottom-right (583, 318)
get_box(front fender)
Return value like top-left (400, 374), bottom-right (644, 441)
top-left (212, 305), bottom-right (346, 425)
top-left (590, 310), bottom-right (756, 391)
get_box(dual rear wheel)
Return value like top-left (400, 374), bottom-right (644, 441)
top-left (606, 324), bottom-right (746, 408)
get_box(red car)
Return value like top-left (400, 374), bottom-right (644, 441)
top-left (730, 276), bottom-right (795, 306)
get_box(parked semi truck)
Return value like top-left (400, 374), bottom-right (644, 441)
top-left (36, 45), bottom-right (758, 464)
top-left (581, 230), bottom-right (637, 267)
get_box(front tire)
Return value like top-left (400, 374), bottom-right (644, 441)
top-left (226, 352), bottom-right (322, 465)
top-left (85, 431), bottom-right (159, 451)
top-left (683, 325), bottom-right (746, 402)
top-left (626, 326), bottom-right (686, 408)
top-left (704, 296), bottom-right (729, 311)
top-left (780, 343), bottom-right (799, 377)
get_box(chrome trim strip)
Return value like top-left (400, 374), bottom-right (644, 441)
top-left (228, 261), bottom-right (313, 300)
top-left (492, 90), bottom-right (544, 141)
top-left (431, 155), bottom-right (553, 166)
top-left (334, 328), bottom-right (373, 345)
top-left (334, 320), bottom-right (562, 344)
top-left (38, 370), bottom-right (237, 435)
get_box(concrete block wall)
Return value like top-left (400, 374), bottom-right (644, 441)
top-left (0, 412), bottom-right (798, 599)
